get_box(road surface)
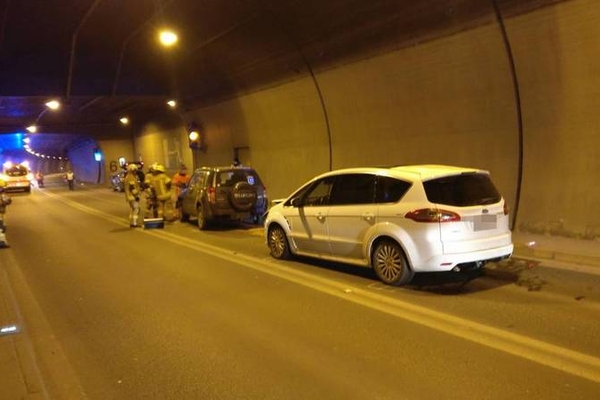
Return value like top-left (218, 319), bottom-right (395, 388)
top-left (1, 183), bottom-right (600, 399)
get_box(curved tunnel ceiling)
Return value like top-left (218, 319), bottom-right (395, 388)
top-left (0, 0), bottom-right (566, 154)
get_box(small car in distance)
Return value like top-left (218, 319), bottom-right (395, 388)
top-left (110, 170), bottom-right (126, 192)
top-left (1, 163), bottom-right (32, 193)
top-left (179, 166), bottom-right (268, 229)
top-left (265, 165), bottom-right (513, 286)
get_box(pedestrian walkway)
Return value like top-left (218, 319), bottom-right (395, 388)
top-left (512, 231), bottom-right (600, 268)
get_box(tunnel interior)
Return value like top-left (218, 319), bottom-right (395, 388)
top-left (0, 0), bottom-right (598, 240)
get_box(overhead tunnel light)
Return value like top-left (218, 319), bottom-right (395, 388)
top-left (120, 117), bottom-right (129, 125)
top-left (26, 125), bottom-right (37, 133)
top-left (159, 30), bottom-right (178, 47)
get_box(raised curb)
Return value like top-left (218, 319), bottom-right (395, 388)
top-left (513, 244), bottom-right (600, 268)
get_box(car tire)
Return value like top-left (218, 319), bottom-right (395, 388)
top-left (268, 225), bottom-right (291, 259)
top-left (197, 206), bottom-right (208, 230)
top-left (371, 240), bottom-right (414, 286)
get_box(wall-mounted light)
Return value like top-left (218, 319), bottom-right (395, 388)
top-left (188, 130), bottom-right (199, 142)
top-left (45, 100), bottom-right (60, 110)
top-left (26, 125), bottom-right (37, 133)
top-left (187, 122), bottom-right (206, 152)
top-left (167, 100), bottom-right (177, 108)
top-left (93, 148), bottom-right (102, 162)
top-left (120, 117), bottom-right (129, 125)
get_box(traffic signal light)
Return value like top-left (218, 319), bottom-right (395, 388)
top-left (188, 122), bottom-right (205, 151)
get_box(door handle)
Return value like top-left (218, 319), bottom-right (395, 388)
top-left (316, 212), bottom-right (326, 221)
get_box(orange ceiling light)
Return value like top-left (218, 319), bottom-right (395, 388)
top-left (159, 30), bottom-right (178, 47)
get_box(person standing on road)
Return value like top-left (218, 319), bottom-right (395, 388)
top-left (66, 170), bottom-right (75, 191)
top-left (124, 164), bottom-right (142, 228)
top-left (148, 164), bottom-right (174, 221)
top-left (0, 180), bottom-right (13, 248)
top-left (35, 171), bottom-right (44, 188)
top-left (144, 163), bottom-right (158, 218)
top-left (172, 164), bottom-right (190, 218)
top-left (172, 164), bottom-right (190, 196)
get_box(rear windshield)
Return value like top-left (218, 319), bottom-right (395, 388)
top-left (216, 169), bottom-right (262, 187)
top-left (5, 166), bottom-right (28, 177)
top-left (423, 173), bottom-right (501, 207)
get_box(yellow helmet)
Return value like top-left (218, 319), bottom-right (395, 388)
top-left (154, 164), bottom-right (165, 173)
top-left (0, 179), bottom-right (6, 192)
top-left (127, 163), bottom-right (138, 172)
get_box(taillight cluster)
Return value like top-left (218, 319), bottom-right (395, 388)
top-left (207, 187), bottom-right (216, 203)
top-left (405, 208), bottom-right (460, 223)
top-left (503, 202), bottom-right (509, 215)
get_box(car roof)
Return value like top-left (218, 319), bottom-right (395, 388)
top-left (312, 164), bottom-right (489, 182)
top-left (195, 166), bottom-right (256, 172)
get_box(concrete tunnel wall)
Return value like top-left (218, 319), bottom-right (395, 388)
top-left (120, 0), bottom-right (598, 240)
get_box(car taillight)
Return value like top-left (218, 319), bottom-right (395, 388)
top-left (405, 208), bottom-right (461, 223)
top-left (207, 187), bottom-right (216, 203)
top-left (503, 202), bottom-right (509, 215)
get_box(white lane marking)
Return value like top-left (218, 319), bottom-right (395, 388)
top-left (0, 265), bottom-right (51, 399)
top-left (41, 189), bottom-right (600, 383)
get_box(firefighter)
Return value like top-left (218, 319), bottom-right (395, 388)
top-left (148, 164), bottom-right (175, 220)
top-left (0, 180), bottom-right (12, 247)
top-left (144, 163), bottom-right (158, 218)
top-left (124, 164), bottom-right (142, 227)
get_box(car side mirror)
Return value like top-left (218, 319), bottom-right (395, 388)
top-left (290, 197), bottom-right (303, 208)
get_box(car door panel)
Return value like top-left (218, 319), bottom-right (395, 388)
top-left (286, 205), bottom-right (330, 256)
top-left (326, 174), bottom-right (377, 262)
top-left (285, 177), bottom-right (333, 256)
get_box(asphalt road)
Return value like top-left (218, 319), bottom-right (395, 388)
top-left (2, 183), bottom-right (600, 399)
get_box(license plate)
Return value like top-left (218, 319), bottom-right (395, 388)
top-left (474, 214), bottom-right (497, 231)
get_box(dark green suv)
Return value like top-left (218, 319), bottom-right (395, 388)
top-left (178, 166), bottom-right (268, 229)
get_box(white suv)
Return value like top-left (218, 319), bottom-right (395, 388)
top-left (265, 165), bottom-right (513, 286)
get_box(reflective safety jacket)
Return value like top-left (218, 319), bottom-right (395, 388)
top-left (150, 172), bottom-right (172, 201)
top-left (124, 171), bottom-right (141, 202)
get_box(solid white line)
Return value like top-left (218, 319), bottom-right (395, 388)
top-left (0, 266), bottom-right (51, 400)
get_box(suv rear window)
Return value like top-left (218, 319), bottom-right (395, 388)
top-left (423, 173), bottom-right (501, 207)
top-left (216, 170), bottom-right (262, 187)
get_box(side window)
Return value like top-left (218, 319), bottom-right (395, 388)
top-left (190, 172), bottom-right (208, 188)
top-left (329, 174), bottom-right (376, 205)
top-left (375, 176), bottom-right (411, 203)
top-left (188, 174), bottom-right (199, 186)
top-left (302, 177), bottom-right (334, 206)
